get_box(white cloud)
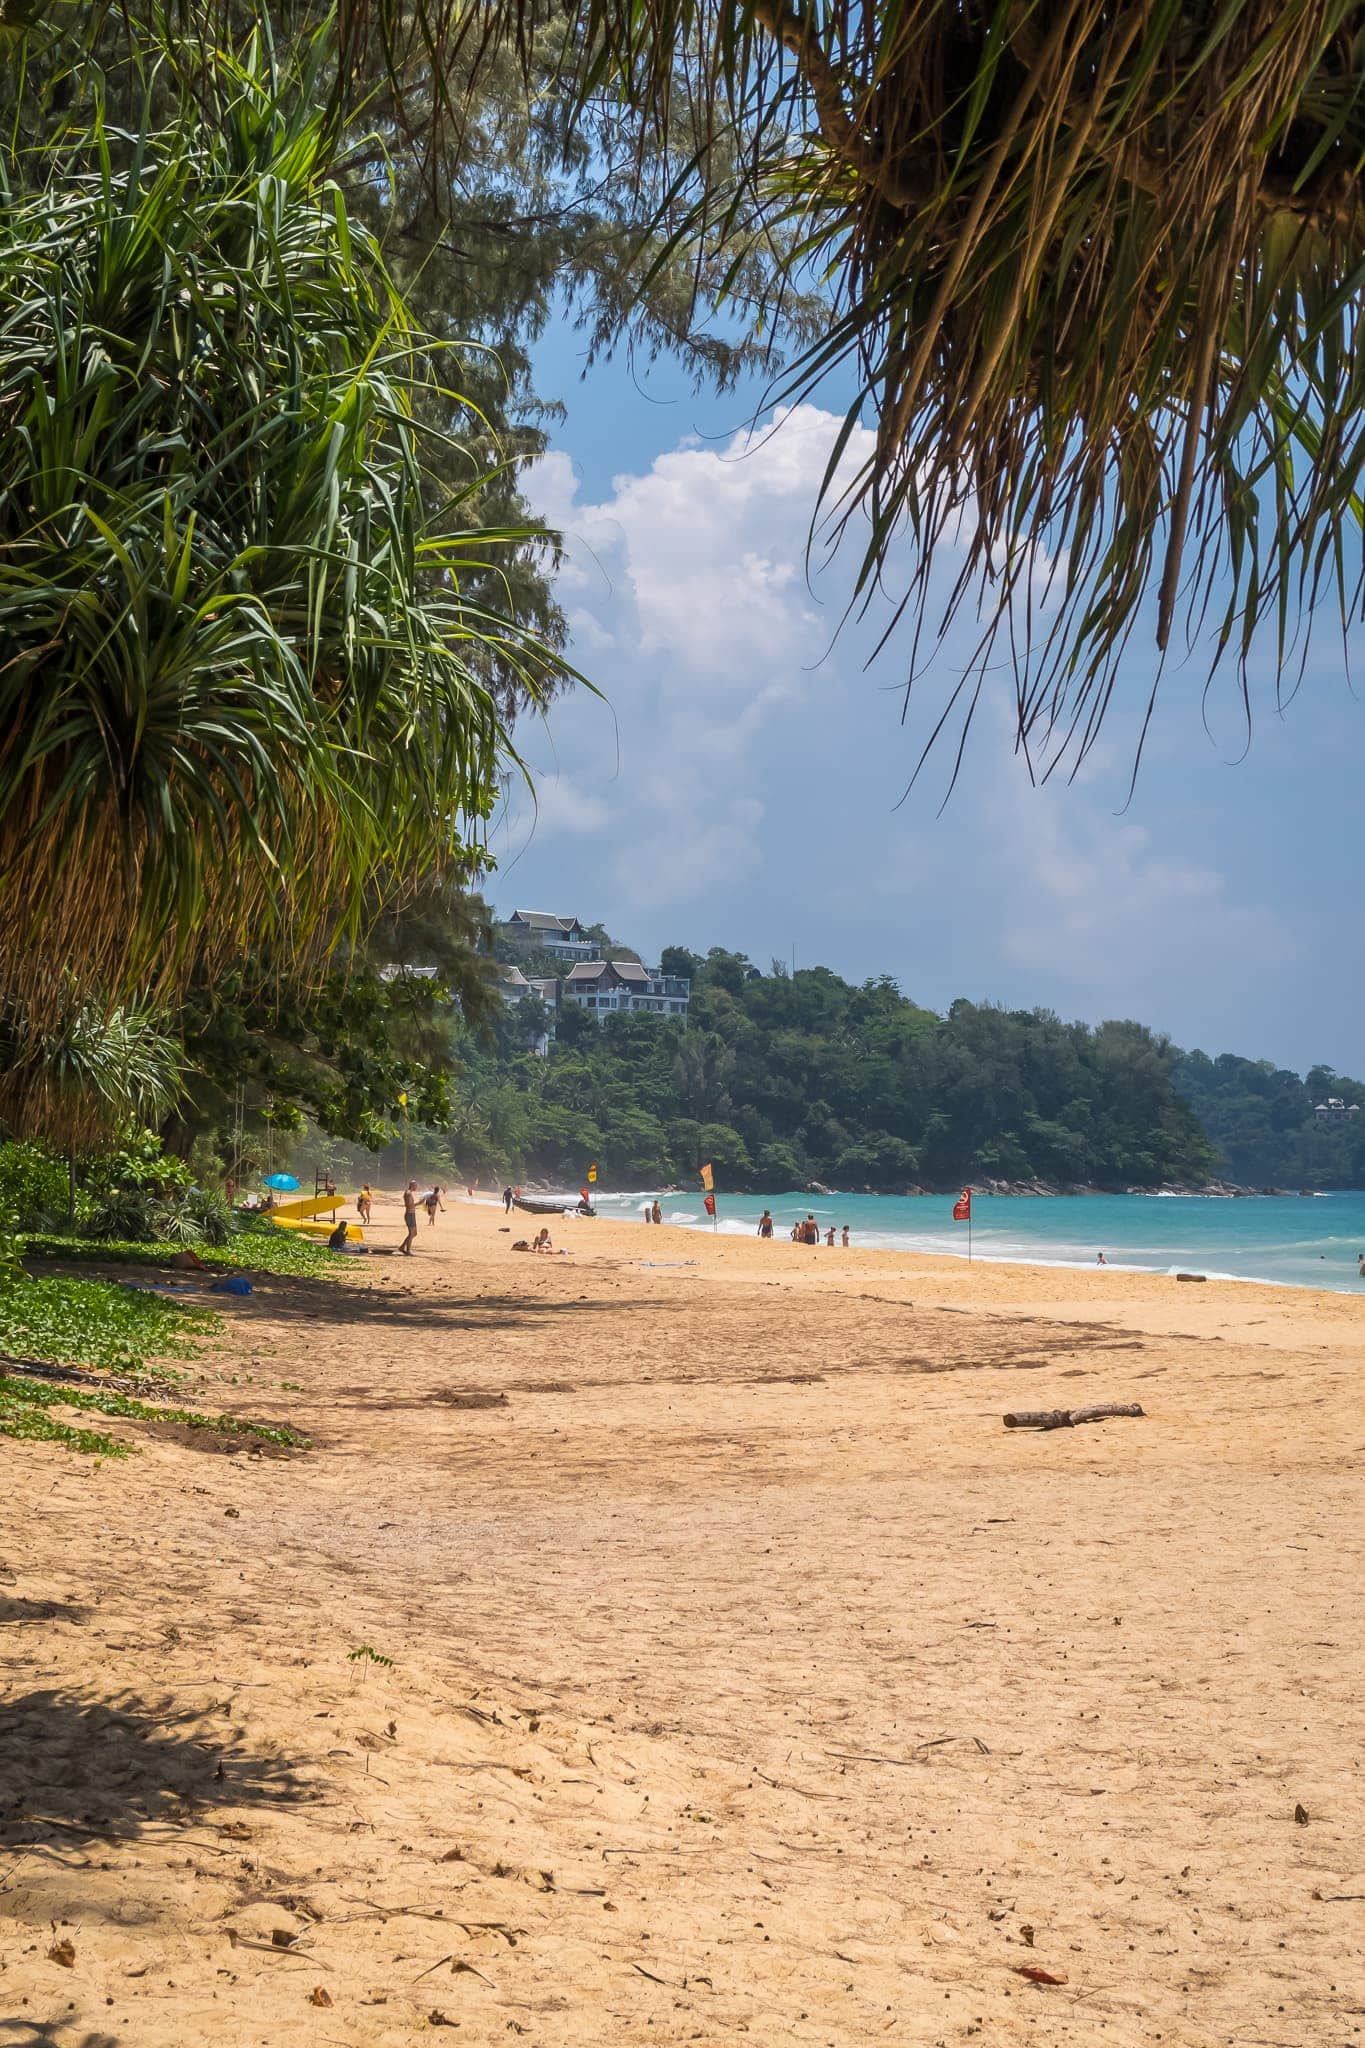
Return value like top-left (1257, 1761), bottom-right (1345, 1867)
top-left (498, 402), bottom-right (1298, 1048)
top-left (514, 404), bottom-right (873, 906)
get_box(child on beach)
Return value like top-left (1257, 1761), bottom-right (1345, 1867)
top-left (841, 1225), bottom-right (850, 1247)
top-left (425, 1184), bottom-right (445, 1226)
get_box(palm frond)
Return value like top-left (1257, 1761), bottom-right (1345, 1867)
top-left (328, 0), bottom-right (1365, 770)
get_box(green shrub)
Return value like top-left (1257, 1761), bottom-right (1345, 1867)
top-left (0, 1142), bottom-right (69, 1231)
top-left (83, 1184), bottom-right (160, 1242)
top-left (184, 1187), bottom-right (237, 1248)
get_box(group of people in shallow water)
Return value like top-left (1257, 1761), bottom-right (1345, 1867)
top-left (755, 1209), bottom-right (850, 1247)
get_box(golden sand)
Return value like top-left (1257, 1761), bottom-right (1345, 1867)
top-left (3, 1194), bottom-right (1363, 2044)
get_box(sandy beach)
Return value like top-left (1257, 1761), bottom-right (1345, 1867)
top-left (3, 1196), bottom-right (1363, 2045)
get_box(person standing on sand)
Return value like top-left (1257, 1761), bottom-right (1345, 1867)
top-left (401, 1182), bottom-right (419, 1255)
top-left (642, 1202), bottom-right (652, 1224)
top-left (825, 1226), bottom-right (836, 1247)
top-left (841, 1225), bottom-right (850, 1247)
top-left (757, 1209), bottom-right (774, 1238)
top-left (652, 1200), bottom-right (662, 1226)
top-left (357, 1185), bottom-right (373, 1225)
top-left (425, 1184), bottom-right (445, 1227)
top-left (503, 1185), bottom-right (514, 1213)
top-left (802, 1213), bottom-right (820, 1246)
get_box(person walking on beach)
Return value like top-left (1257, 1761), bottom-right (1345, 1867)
top-left (357, 1184), bottom-right (373, 1225)
top-left (425, 1184), bottom-right (445, 1227)
top-left (757, 1209), bottom-right (774, 1238)
top-left (841, 1225), bottom-right (850, 1247)
top-left (651, 1200), bottom-right (662, 1226)
top-left (502, 1185), bottom-right (514, 1213)
top-left (401, 1181), bottom-right (419, 1255)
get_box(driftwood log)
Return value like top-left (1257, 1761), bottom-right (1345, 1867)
top-left (1003, 1403), bottom-right (1144, 1431)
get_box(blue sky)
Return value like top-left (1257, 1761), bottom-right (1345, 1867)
top-left (489, 320), bottom-right (1363, 1078)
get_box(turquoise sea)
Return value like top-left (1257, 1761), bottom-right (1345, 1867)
top-left (576, 1187), bottom-right (1365, 1294)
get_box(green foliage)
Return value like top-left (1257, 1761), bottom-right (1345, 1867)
top-left (447, 952), bottom-right (1217, 1192)
top-left (0, 1272), bottom-right (216, 1374)
top-left (78, 1129), bottom-right (235, 1244)
top-left (24, 1216), bottom-right (337, 1278)
top-left (0, 1370), bottom-right (305, 1449)
top-left (0, 998), bottom-right (184, 1155)
top-left (170, 889), bottom-right (500, 1156)
top-left (0, 26), bottom-right (565, 1116)
top-left (0, 1142), bottom-right (68, 1232)
top-left (1174, 1053), bottom-right (1365, 1191)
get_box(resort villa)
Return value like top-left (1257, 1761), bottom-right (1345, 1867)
top-left (495, 912), bottom-right (691, 1043)
top-left (500, 910), bottom-right (599, 963)
top-left (562, 958), bottom-right (691, 1018)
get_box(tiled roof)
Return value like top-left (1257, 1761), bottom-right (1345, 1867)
top-left (508, 910), bottom-right (578, 932)
top-left (565, 960), bottom-right (611, 982)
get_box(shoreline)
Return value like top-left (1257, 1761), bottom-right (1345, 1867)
top-left (500, 1187), bottom-right (1365, 1297)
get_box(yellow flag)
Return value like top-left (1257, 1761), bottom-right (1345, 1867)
top-left (699, 1162), bottom-right (714, 1191)
top-left (587, 1162), bottom-right (597, 1183)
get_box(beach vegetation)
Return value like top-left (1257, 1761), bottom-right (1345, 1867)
top-left (0, 22), bottom-right (567, 1147)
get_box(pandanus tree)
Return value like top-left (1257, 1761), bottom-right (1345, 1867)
top-left (0, 28), bottom-right (569, 1137)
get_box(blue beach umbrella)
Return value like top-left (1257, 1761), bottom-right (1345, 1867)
top-left (263, 1172), bottom-right (300, 1191)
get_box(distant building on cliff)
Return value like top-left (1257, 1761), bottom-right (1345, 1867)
top-left (499, 910), bottom-right (598, 963)
top-left (562, 958), bottom-right (690, 1020)
top-left (1313, 1097), bottom-right (1360, 1126)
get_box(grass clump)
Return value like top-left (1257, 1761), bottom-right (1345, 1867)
top-left (0, 1371), bottom-right (306, 1452)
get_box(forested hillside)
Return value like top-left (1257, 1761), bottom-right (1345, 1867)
top-left (453, 947), bottom-right (1218, 1192)
top-left (1174, 1052), bottom-right (1365, 1190)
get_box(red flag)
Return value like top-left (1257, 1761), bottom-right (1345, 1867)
top-left (699, 1162), bottom-right (714, 1192)
top-left (703, 1192), bottom-right (717, 1217)
top-left (580, 1186), bottom-right (590, 1204)
top-left (952, 1189), bottom-right (972, 1221)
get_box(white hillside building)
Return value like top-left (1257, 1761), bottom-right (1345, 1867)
top-left (562, 958), bottom-right (690, 1020)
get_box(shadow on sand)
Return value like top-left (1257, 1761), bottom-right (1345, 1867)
top-left (0, 1687), bottom-right (306, 1851)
